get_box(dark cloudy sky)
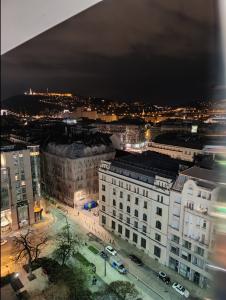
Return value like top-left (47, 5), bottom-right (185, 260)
top-left (1, 0), bottom-right (224, 104)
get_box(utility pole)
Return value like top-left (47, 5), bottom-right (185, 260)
top-left (103, 244), bottom-right (107, 277)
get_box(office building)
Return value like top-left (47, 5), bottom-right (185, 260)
top-left (1, 144), bottom-right (36, 232)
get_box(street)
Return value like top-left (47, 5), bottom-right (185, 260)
top-left (1, 205), bottom-right (208, 299)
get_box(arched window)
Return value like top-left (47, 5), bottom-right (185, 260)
top-left (156, 221), bottom-right (161, 230)
top-left (134, 209), bottom-right (139, 217)
top-left (143, 213), bottom-right (147, 222)
top-left (127, 206), bottom-right (130, 213)
top-left (119, 202), bottom-right (123, 210)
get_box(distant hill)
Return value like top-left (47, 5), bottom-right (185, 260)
top-left (2, 94), bottom-right (65, 115)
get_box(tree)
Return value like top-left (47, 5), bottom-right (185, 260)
top-left (13, 229), bottom-right (48, 280)
top-left (53, 214), bottom-right (81, 266)
top-left (107, 281), bottom-right (139, 300)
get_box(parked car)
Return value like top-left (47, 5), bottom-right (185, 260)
top-left (100, 251), bottom-right (108, 260)
top-left (109, 257), bottom-right (127, 274)
top-left (172, 282), bottom-right (190, 298)
top-left (128, 254), bottom-right (143, 266)
top-left (84, 200), bottom-right (97, 210)
top-left (0, 239), bottom-right (7, 246)
top-left (157, 271), bottom-right (171, 284)
top-left (105, 245), bottom-right (117, 256)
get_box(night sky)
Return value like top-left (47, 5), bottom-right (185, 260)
top-left (1, 0), bottom-right (224, 104)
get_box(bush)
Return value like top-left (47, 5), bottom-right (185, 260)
top-left (74, 252), bottom-right (92, 267)
top-left (88, 245), bottom-right (99, 255)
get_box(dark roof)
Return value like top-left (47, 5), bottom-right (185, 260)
top-left (153, 133), bottom-right (206, 150)
top-left (0, 139), bottom-right (26, 152)
top-left (181, 166), bottom-right (226, 184)
top-left (42, 131), bottom-right (113, 150)
top-left (109, 151), bottom-right (187, 182)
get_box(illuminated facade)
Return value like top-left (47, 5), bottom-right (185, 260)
top-left (1, 147), bottom-right (35, 231)
top-left (41, 137), bottom-right (115, 208)
top-left (94, 119), bottom-right (147, 150)
top-left (147, 141), bottom-right (202, 162)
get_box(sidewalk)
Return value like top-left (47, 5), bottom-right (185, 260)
top-left (4, 210), bottom-right (54, 239)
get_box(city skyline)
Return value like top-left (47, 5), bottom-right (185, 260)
top-left (2, 0), bottom-right (225, 104)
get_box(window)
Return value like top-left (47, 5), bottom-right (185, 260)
top-left (102, 185), bottom-right (105, 191)
top-left (127, 195), bottom-right (131, 201)
top-left (21, 187), bottom-right (26, 194)
top-left (141, 238), bottom-right (146, 248)
top-left (127, 206), bottom-right (130, 214)
top-left (156, 207), bottom-right (162, 216)
top-left (133, 233), bottom-right (138, 243)
top-left (155, 233), bottom-right (161, 242)
top-left (125, 228), bottom-right (130, 238)
top-left (157, 195), bottom-right (160, 202)
top-left (112, 220), bottom-right (115, 229)
top-left (144, 201), bottom-right (147, 209)
top-left (183, 240), bottom-right (191, 250)
top-left (195, 246), bottom-right (204, 256)
top-left (126, 217), bottom-right (130, 224)
top-left (143, 189), bottom-right (145, 196)
top-left (118, 224), bottom-right (122, 234)
top-left (202, 220), bottom-right (207, 229)
top-left (113, 188), bottom-right (116, 195)
top-left (119, 213), bottom-right (123, 220)
top-left (171, 246), bottom-right (179, 255)
top-left (102, 215), bottom-right (106, 224)
top-left (171, 235), bottom-right (180, 244)
top-left (102, 195), bottom-right (106, 202)
top-left (102, 205), bottom-right (105, 211)
top-left (143, 213), bottom-right (147, 222)
top-left (113, 199), bottom-right (116, 206)
top-left (156, 221), bottom-right (162, 230)
top-left (134, 221), bottom-right (138, 229)
top-left (120, 191), bottom-right (123, 198)
top-left (135, 197), bottom-right (139, 205)
top-left (154, 246), bottom-right (161, 258)
top-left (113, 210), bottom-right (116, 217)
top-left (160, 196), bottom-right (163, 203)
top-left (119, 202), bottom-right (123, 210)
top-left (134, 209), bottom-right (139, 218)
top-left (142, 225), bottom-right (146, 234)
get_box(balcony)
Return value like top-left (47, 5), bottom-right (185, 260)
top-left (184, 206), bottom-right (210, 219)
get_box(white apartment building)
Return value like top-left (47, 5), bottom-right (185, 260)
top-left (167, 166), bottom-right (222, 288)
top-left (99, 151), bottom-right (183, 265)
